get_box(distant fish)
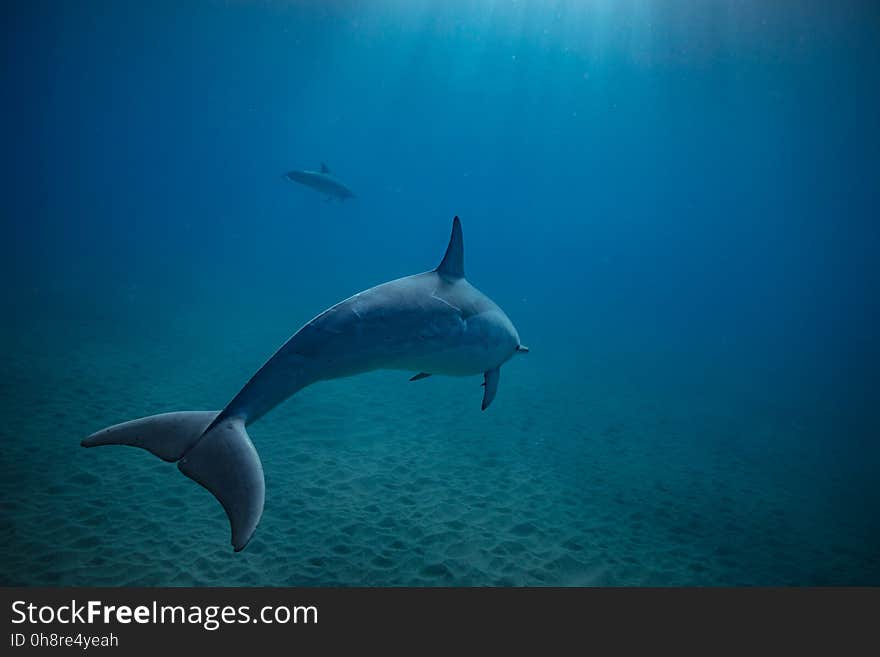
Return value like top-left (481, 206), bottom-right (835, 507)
top-left (82, 217), bottom-right (528, 552)
top-left (284, 162), bottom-right (356, 201)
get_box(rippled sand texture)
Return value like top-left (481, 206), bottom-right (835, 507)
top-left (1, 297), bottom-right (878, 586)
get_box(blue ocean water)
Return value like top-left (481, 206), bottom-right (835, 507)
top-left (1, 0), bottom-right (878, 585)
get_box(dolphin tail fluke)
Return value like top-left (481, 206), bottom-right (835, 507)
top-left (81, 411), bottom-right (265, 552)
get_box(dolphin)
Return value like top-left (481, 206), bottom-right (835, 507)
top-left (81, 217), bottom-right (528, 551)
top-left (284, 162), bottom-right (356, 201)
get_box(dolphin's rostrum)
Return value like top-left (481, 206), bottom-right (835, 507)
top-left (284, 162), bottom-right (356, 201)
top-left (81, 217), bottom-right (527, 551)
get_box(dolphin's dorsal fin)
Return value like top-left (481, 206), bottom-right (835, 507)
top-left (320, 162), bottom-right (331, 174)
top-left (436, 216), bottom-right (464, 280)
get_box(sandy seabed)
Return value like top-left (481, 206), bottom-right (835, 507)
top-left (1, 300), bottom-right (877, 586)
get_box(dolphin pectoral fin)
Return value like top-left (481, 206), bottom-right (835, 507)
top-left (409, 372), bottom-right (432, 381)
top-left (481, 367), bottom-right (501, 411)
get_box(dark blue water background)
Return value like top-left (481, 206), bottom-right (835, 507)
top-left (2, 1), bottom-right (877, 585)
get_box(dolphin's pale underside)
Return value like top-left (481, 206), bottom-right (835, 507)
top-left (81, 217), bottom-right (527, 551)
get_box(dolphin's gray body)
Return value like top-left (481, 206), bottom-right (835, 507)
top-left (82, 217), bottom-right (527, 551)
top-left (285, 162), bottom-right (355, 201)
